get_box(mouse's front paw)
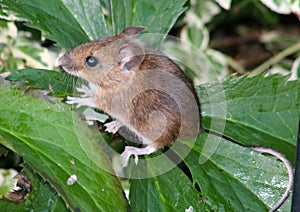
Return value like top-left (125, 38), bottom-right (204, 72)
top-left (104, 120), bottom-right (122, 134)
top-left (66, 96), bottom-right (97, 108)
top-left (76, 85), bottom-right (95, 98)
top-left (66, 96), bottom-right (83, 107)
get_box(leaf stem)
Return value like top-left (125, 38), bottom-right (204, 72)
top-left (250, 42), bottom-right (300, 76)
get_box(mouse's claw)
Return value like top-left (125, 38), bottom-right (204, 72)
top-left (120, 145), bottom-right (157, 167)
top-left (66, 96), bottom-right (97, 108)
top-left (76, 85), bottom-right (95, 98)
top-left (121, 146), bottom-right (139, 167)
top-left (104, 120), bottom-right (122, 134)
top-left (66, 96), bottom-right (84, 108)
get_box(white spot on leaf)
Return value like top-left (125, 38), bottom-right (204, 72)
top-left (67, 174), bottom-right (78, 185)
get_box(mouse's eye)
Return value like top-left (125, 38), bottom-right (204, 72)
top-left (85, 56), bottom-right (99, 68)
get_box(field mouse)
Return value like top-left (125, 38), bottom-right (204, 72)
top-left (58, 26), bottom-right (201, 167)
top-left (59, 26), bottom-right (292, 211)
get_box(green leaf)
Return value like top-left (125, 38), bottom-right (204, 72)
top-left (0, 84), bottom-right (127, 211)
top-left (0, 135), bottom-right (15, 153)
top-left (129, 153), bottom-right (209, 211)
top-left (198, 74), bottom-right (299, 163)
top-left (128, 131), bottom-right (292, 212)
top-left (111, 0), bottom-right (188, 35)
top-left (191, 0), bottom-right (221, 25)
top-left (60, 0), bottom-right (109, 39)
top-left (0, 0), bottom-right (91, 48)
top-left (1, 0), bottom-right (188, 48)
top-left (176, 133), bottom-right (291, 211)
top-left (183, 24), bottom-right (209, 49)
top-left (5, 68), bottom-right (76, 97)
top-left (259, 0), bottom-right (298, 14)
top-left (0, 164), bottom-right (69, 211)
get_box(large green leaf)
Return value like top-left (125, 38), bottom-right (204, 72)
top-left (198, 74), bottom-right (299, 163)
top-left (178, 133), bottom-right (291, 211)
top-left (1, 0), bottom-right (188, 48)
top-left (128, 131), bottom-right (292, 212)
top-left (1, 0), bottom-right (91, 48)
top-left (129, 153), bottom-right (208, 211)
top-left (111, 0), bottom-right (188, 35)
top-left (0, 84), bottom-right (127, 211)
top-left (60, 0), bottom-right (109, 40)
top-left (4, 68), bottom-right (76, 97)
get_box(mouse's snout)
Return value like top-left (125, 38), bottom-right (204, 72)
top-left (58, 55), bottom-right (65, 66)
top-left (58, 54), bottom-right (77, 72)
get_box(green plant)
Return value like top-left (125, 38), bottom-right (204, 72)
top-left (0, 0), bottom-right (299, 211)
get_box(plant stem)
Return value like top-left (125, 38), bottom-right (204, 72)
top-left (250, 42), bottom-right (300, 76)
top-left (224, 55), bottom-right (247, 74)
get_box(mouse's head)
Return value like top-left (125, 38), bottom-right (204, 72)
top-left (59, 26), bottom-right (146, 86)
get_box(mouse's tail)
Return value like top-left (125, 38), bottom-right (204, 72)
top-left (249, 146), bottom-right (293, 212)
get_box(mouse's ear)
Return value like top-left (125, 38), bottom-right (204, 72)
top-left (121, 26), bottom-right (147, 36)
top-left (118, 44), bottom-right (145, 71)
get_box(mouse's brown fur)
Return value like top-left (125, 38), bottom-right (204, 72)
top-left (59, 26), bottom-right (201, 161)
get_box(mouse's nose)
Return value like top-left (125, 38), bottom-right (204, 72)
top-left (58, 55), bottom-right (68, 66)
top-left (58, 54), bottom-right (77, 71)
